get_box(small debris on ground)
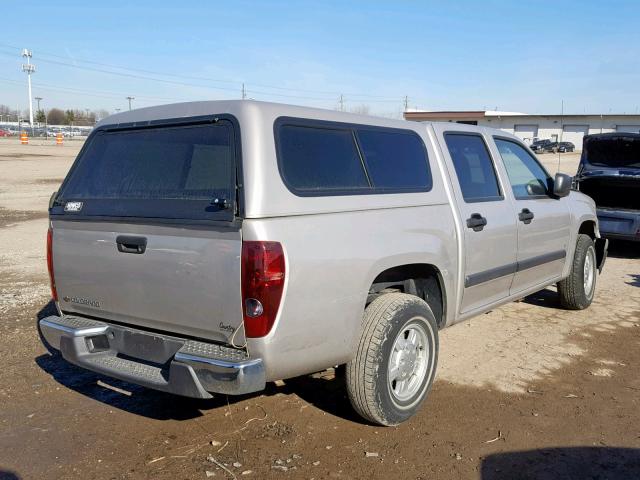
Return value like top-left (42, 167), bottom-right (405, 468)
top-left (484, 431), bottom-right (503, 444)
top-left (365, 451), bottom-right (379, 458)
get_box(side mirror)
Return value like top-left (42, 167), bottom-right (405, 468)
top-left (553, 173), bottom-right (572, 198)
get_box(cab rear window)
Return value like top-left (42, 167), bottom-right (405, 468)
top-left (55, 119), bottom-right (237, 221)
top-left (275, 117), bottom-right (432, 196)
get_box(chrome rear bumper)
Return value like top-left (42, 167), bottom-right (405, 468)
top-left (39, 315), bottom-right (265, 399)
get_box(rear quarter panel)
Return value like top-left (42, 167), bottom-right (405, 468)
top-left (243, 205), bottom-right (457, 382)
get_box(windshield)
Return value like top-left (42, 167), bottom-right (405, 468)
top-left (585, 136), bottom-right (640, 168)
top-left (57, 119), bottom-right (237, 220)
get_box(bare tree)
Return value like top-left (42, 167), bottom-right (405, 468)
top-left (47, 108), bottom-right (65, 125)
top-left (350, 104), bottom-right (371, 116)
top-left (64, 110), bottom-right (75, 125)
top-left (93, 109), bottom-right (110, 122)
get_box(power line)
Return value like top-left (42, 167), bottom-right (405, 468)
top-left (0, 76), bottom-right (185, 102)
top-left (0, 42), bottom-right (406, 101)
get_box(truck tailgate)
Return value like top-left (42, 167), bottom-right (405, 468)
top-left (52, 219), bottom-right (244, 345)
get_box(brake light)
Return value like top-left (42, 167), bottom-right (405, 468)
top-left (241, 241), bottom-right (285, 338)
top-left (46, 227), bottom-right (58, 302)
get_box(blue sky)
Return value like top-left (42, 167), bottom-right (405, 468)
top-left (1, 0), bottom-right (639, 116)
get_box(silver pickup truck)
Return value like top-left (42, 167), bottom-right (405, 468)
top-left (39, 100), bottom-right (607, 425)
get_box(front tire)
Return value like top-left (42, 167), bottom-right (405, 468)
top-left (558, 234), bottom-right (597, 310)
top-left (346, 293), bottom-right (439, 426)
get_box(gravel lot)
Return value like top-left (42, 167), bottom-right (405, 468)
top-left (0, 137), bottom-right (638, 479)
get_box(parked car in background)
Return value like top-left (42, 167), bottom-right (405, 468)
top-left (39, 101), bottom-right (607, 426)
top-left (530, 139), bottom-right (552, 152)
top-left (0, 128), bottom-right (12, 137)
top-left (540, 141), bottom-right (575, 154)
top-left (575, 133), bottom-right (640, 242)
top-left (558, 142), bottom-right (575, 153)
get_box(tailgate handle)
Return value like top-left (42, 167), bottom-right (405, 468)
top-left (116, 235), bottom-right (147, 254)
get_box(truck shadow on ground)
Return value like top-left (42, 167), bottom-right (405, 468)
top-left (35, 301), bottom-right (362, 423)
top-left (522, 288), bottom-right (561, 309)
top-left (480, 447), bottom-right (640, 479)
top-left (35, 351), bottom-right (360, 423)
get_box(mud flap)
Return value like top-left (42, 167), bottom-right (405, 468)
top-left (595, 238), bottom-right (608, 273)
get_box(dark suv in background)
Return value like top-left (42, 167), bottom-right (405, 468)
top-left (530, 139), bottom-right (552, 152)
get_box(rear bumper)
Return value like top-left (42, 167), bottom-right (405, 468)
top-left (39, 315), bottom-right (265, 399)
top-left (597, 208), bottom-right (640, 242)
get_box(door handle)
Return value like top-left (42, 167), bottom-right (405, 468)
top-left (518, 208), bottom-right (535, 224)
top-left (116, 235), bottom-right (147, 254)
top-left (466, 213), bottom-right (487, 232)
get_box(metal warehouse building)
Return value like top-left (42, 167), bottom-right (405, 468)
top-left (403, 110), bottom-right (640, 151)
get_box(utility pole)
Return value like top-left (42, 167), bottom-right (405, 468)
top-left (339, 94), bottom-right (345, 112)
top-left (21, 49), bottom-right (36, 127)
top-left (34, 97), bottom-right (43, 127)
top-left (403, 95), bottom-right (409, 111)
top-left (126, 96), bottom-right (135, 111)
top-left (241, 83), bottom-right (247, 100)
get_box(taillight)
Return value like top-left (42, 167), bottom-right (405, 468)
top-left (241, 241), bottom-right (285, 338)
top-left (46, 227), bottom-right (58, 302)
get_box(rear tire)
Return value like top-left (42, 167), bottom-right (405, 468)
top-left (346, 293), bottom-right (438, 426)
top-left (558, 234), bottom-right (597, 310)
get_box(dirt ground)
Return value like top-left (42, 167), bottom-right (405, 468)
top-left (0, 138), bottom-right (639, 480)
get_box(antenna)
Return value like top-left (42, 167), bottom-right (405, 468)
top-left (126, 96), bottom-right (135, 110)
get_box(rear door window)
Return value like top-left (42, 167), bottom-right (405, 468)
top-left (56, 119), bottom-right (236, 220)
top-left (444, 133), bottom-right (502, 202)
top-left (356, 129), bottom-right (432, 190)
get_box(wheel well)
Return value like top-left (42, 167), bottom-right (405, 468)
top-left (369, 264), bottom-right (446, 328)
top-left (579, 220), bottom-right (597, 240)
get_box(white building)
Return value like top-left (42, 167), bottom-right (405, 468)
top-left (403, 110), bottom-right (640, 151)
